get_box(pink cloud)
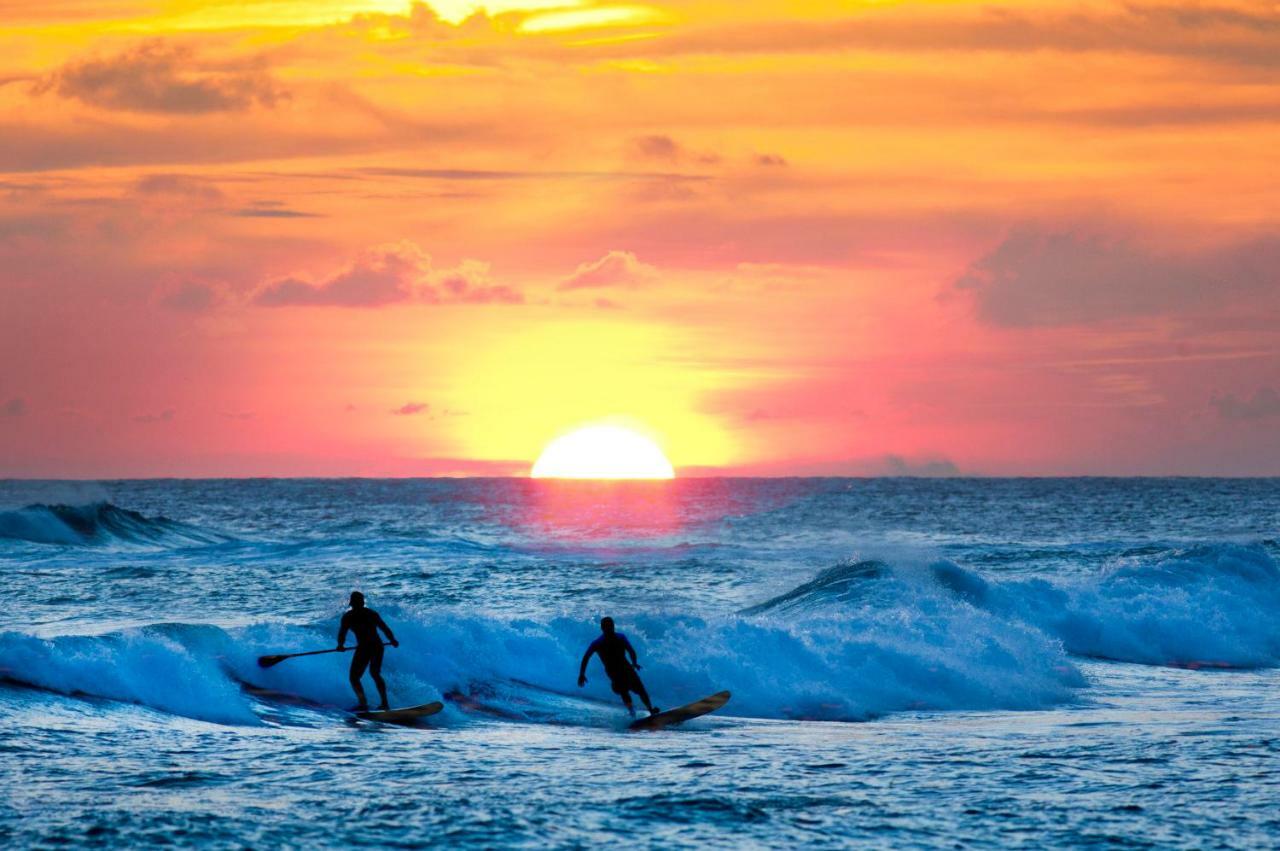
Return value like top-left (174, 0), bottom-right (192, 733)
top-left (1212, 387), bottom-right (1280, 421)
top-left (254, 244), bottom-right (524, 307)
top-left (559, 250), bottom-right (657, 290)
top-left (953, 227), bottom-right (1280, 327)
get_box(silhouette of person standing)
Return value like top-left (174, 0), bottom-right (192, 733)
top-left (337, 591), bottom-right (398, 711)
top-left (578, 617), bottom-right (659, 717)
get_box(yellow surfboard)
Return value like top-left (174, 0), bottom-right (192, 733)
top-left (628, 691), bottom-right (730, 731)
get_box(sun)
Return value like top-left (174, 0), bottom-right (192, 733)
top-left (531, 425), bottom-right (675, 479)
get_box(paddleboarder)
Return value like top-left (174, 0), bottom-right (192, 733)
top-left (337, 591), bottom-right (398, 711)
top-left (578, 617), bottom-right (659, 717)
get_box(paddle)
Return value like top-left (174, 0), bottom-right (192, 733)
top-left (257, 642), bottom-right (393, 669)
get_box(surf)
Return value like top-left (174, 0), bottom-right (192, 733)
top-left (751, 544), bottom-right (1280, 670)
top-left (3, 542), bottom-right (1276, 726)
top-left (0, 502), bottom-right (229, 548)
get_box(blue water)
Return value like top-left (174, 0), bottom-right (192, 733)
top-left (1, 478), bottom-right (1278, 847)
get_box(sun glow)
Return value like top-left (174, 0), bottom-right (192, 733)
top-left (531, 425), bottom-right (675, 479)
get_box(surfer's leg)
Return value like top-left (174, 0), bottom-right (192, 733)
top-left (631, 674), bottom-right (658, 715)
top-left (610, 676), bottom-right (636, 717)
top-left (369, 645), bottom-right (389, 711)
top-left (349, 648), bottom-right (371, 709)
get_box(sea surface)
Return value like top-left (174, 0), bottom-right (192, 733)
top-left (1, 478), bottom-right (1278, 848)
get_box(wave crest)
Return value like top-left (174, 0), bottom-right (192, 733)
top-left (1003, 543), bottom-right (1280, 668)
top-left (0, 502), bottom-right (227, 547)
top-left (757, 544), bottom-right (1280, 670)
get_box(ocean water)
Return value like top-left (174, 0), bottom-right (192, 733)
top-left (1, 478), bottom-right (1278, 848)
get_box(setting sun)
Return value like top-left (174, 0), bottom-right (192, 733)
top-left (531, 425), bottom-right (675, 479)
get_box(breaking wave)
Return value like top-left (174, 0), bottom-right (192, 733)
top-left (2, 543), bottom-right (1274, 725)
top-left (0, 601), bottom-right (1084, 726)
top-left (752, 543), bottom-right (1280, 670)
top-left (0, 503), bottom-right (228, 547)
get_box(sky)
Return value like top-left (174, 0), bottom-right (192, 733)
top-left (0, 0), bottom-right (1278, 477)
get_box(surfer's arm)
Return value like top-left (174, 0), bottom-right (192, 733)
top-left (622, 635), bottom-right (640, 668)
top-left (336, 613), bottom-right (350, 650)
top-left (578, 640), bottom-right (599, 685)
top-left (375, 613), bottom-right (399, 647)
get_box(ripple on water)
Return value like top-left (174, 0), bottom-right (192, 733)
top-left (619, 794), bottom-right (771, 824)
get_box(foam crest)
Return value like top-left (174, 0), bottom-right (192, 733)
top-left (0, 627), bottom-right (257, 724)
top-left (999, 543), bottom-right (1280, 668)
top-left (767, 544), bottom-right (1280, 670)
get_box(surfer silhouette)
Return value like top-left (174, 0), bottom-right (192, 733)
top-left (337, 591), bottom-right (398, 711)
top-left (578, 617), bottom-right (659, 717)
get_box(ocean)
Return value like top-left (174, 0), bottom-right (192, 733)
top-left (1, 478), bottom-right (1278, 847)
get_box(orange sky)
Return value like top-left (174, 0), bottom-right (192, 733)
top-left (1, 0), bottom-right (1278, 477)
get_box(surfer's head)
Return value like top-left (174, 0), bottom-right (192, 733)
top-left (349, 591), bottom-right (365, 609)
top-left (600, 616), bottom-right (615, 634)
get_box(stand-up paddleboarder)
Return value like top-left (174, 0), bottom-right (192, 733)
top-left (337, 591), bottom-right (398, 711)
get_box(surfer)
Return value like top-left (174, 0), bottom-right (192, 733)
top-left (578, 617), bottom-right (659, 717)
top-left (337, 591), bottom-right (398, 712)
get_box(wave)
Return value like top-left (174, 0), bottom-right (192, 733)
top-left (752, 544), bottom-right (1280, 670)
top-left (999, 543), bottom-right (1280, 668)
top-left (2, 542), bottom-right (1271, 725)
top-left (0, 502), bottom-right (228, 547)
top-left (0, 626), bottom-right (259, 724)
top-left (0, 596), bottom-right (1084, 726)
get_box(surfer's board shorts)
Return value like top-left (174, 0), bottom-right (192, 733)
top-left (606, 666), bottom-right (644, 696)
top-left (350, 643), bottom-right (385, 678)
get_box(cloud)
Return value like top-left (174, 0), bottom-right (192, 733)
top-left (754, 153), bottom-right (787, 167)
top-left (35, 41), bottom-right (286, 114)
top-left (632, 135), bottom-right (681, 162)
top-left (628, 135), bottom-right (721, 166)
top-left (392, 402), bottom-right (429, 416)
top-left (559, 250), bottom-right (657, 291)
top-left (2, 398), bottom-right (25, 417)
top-left (133, 174), bottom-right (223, 201)
top-left (158, 282), bottom-right (221, 313)
top-left (133, 408), bottom-right (175, 423)
top-left (254, 244), bottom-right (522, 307)
top-left (255, 244), bottom-right (427, 307)
top-left (682, 453), bottom-right (963, 477)
top-left (882, 455), bottom-right (961, 477)
top-left (430, 260), bottom-right (523, 304)
top-left (636, 4), bottom-right (1280, 69)
top-left (1212, 387), bottom-right (1280, 421)
top-left (952, 227), bottom-right (1280, 327)
top-left (229, 207), bottom-right (322, 219)
top-left (357, 167), bottom-right (710, 183)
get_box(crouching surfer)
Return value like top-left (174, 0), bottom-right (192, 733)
top-left (337, 591), bottom-right (398, 712)
top-left (578, 617), bottom-right (659, 717)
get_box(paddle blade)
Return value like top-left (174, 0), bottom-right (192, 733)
top-left (257, 654), bottom-right (288, 668)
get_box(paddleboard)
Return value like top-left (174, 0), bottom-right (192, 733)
top-left (354, 702), bottom-right (444, 724)
top-left (628, 690), bottom-right (730, 731)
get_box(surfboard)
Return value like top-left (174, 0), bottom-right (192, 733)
top-left (628, 690), bottom-right (730, 731)
top-left (354, 702), bottom-right (444, 724)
